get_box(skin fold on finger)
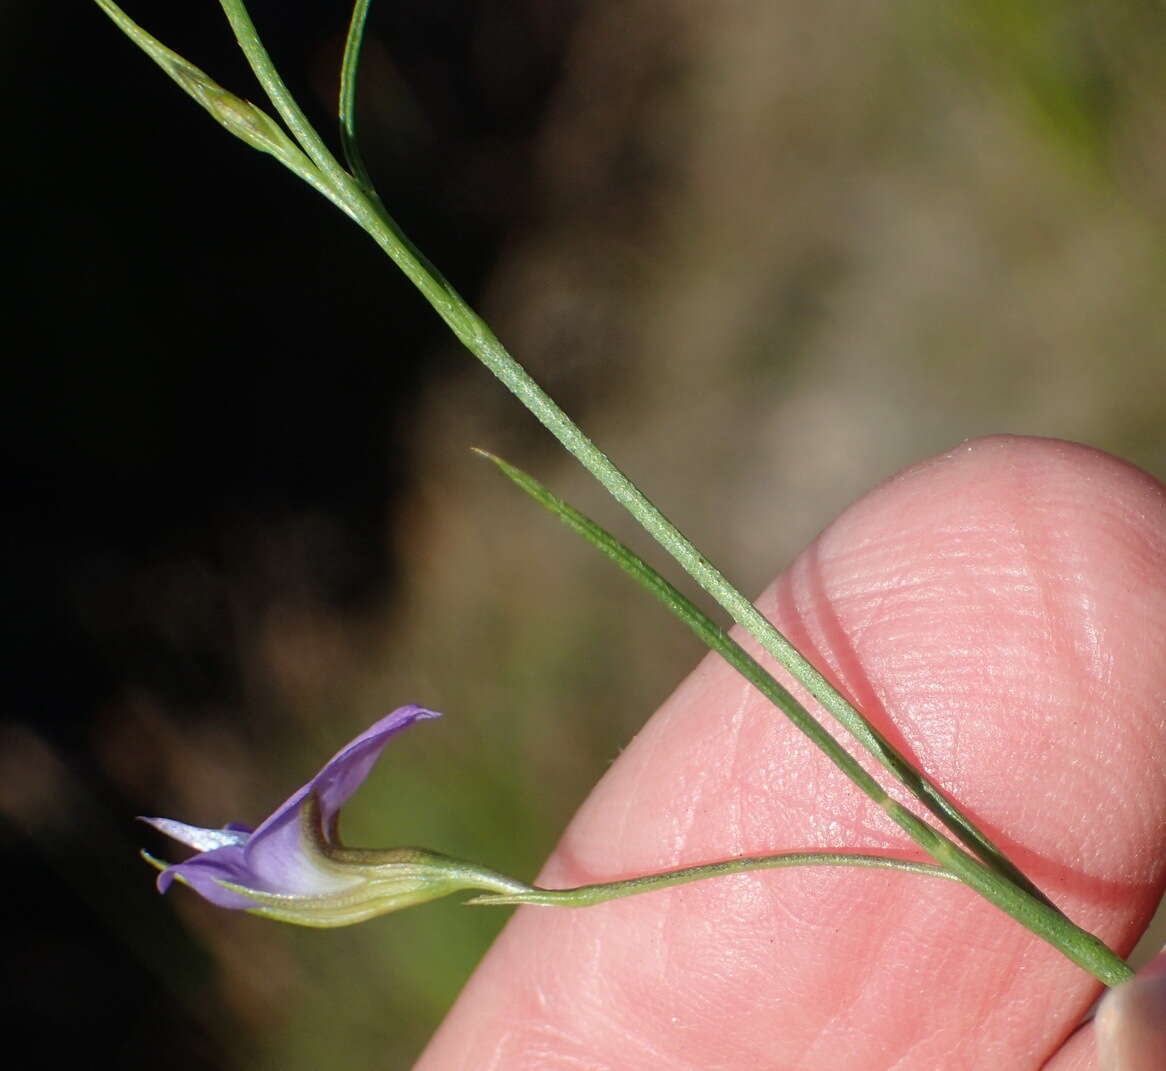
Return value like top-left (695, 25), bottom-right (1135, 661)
top-left (416, 436), bottom-right (1166, 1071)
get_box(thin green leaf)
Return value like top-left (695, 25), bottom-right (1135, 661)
top-left (476, 449), bottom-right (1133, 985)
top-left (339, 0), bottom-right (380, 198)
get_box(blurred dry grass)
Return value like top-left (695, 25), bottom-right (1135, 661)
top-left (12, 1), bottom-right (1166, 1067)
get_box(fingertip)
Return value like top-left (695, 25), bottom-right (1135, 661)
top-left (418, 437), bottom-right (1166, 1069)
top-left (1097, 952), bottom-right (1166, 1071)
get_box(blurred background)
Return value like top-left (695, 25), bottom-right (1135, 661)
top-left (4, 0), bottom-right (1166, 1067)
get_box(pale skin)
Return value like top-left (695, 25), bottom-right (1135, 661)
top-left (416, 435), bottom-right (1166, 1071)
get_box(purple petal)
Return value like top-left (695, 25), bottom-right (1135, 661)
top-left (155, 844), bottom-right (264, 909)
top-left (307, 705), bottom-right (443, 824)
top-left (237, 706), bottom-right (440, 895)
top-left (246, 706), bottom-right (440, 843)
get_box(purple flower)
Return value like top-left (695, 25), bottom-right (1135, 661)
top-left (142, 705), bottom-right (528, 926)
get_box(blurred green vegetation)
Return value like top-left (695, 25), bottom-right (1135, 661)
top-left (5, 0), bottom-right (1166, 1067)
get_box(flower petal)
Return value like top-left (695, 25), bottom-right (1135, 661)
top-left (140, 817), bottom-right (251, 852)
top-left (154, 843), bottom-right (265, 909)
top-left (308, 705), bottom-right (443, 827)
top-left (249, 707), bottom-right (439, 841)
top-left (237, 706), bottom-right (440, 896)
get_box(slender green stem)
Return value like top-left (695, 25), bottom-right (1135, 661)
top-left (468, 853), bottom-right (958, 907)
top-left (449, 331), bottom-right (1050, 907)
top-left (119, 0), bottom-right (1015, 900)
top-left (93, 0), bottom-right (1133, 985)
top-left (478, 452), bottom-right (1134, 985)
top-left (218, 0), bottom-right (471, 335)
top-left (225, 10), bottom-right (1045, 907)
top-left (216, 1), bottom-right (340, 184)
top-left (357, 225), bottom-right (1045, 906)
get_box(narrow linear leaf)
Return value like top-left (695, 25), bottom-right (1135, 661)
top-left (339, 0), bottom-right (380, 197)
top-left (475, 449), bottom-right (1133, 985)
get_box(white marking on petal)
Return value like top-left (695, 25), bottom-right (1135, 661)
top-left (142, 817), bottom-right (250, 851)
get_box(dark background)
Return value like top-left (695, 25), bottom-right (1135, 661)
top-left (5, 2), bottom-right (1166, 1068)
top-left (4, 1), bottom-right (580, 1066)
